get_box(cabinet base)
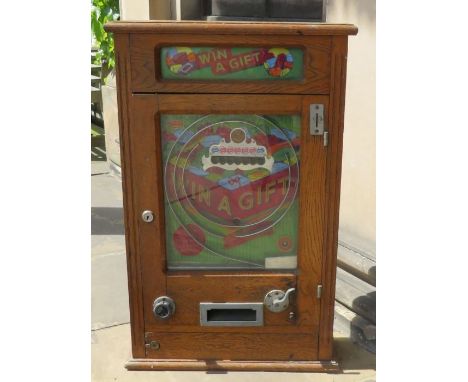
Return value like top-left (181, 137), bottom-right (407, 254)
top-left (125, 359), bottom-right (340, 372)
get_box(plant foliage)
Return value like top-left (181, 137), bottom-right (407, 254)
top-left (91, 0), bottom-right (120, 70)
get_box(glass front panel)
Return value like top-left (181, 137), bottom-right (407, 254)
top-left (162, 114), bottom-right (301, 270)
top-left (161, 47), bottom-right (303, 81)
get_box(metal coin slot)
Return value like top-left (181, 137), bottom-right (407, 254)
top-left (200, 302), bottom-right (263, 327)
top-left (207, 308), bottom-right (256, 322)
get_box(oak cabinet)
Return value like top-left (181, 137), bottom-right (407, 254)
top-left (105, 21), bottom-right (357, 372)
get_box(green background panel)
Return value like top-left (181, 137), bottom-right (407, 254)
top-left (161, 114), bottom-right (301, 270)
top-left (161, 47), bottom-right (303, 81)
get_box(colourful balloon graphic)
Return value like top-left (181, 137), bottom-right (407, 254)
top-left (166, 47), bottom-right (197, 75)
top-left (263, 48), bottom-right (294, 77)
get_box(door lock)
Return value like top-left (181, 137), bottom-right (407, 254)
top-left (152, 296), bottom-right (175, 319)
top-left (310, 104), bottom-right (324, 135)
top-left (141, 210), bottom-right (154, 223)
top-left (310, 104), bottom-right (328, 146)
top-left (264, 288), bottom-right (296, 313)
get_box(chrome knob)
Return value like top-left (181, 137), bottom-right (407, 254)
top-left (152, 296), bottom-right (175, 319)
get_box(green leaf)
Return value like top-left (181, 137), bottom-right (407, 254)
top-left (91, 0), bottom-right (119, 67)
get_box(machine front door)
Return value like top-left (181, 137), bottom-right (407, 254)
top-left (129, 93), bottom-right (328, 360)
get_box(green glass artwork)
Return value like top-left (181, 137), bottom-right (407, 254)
top-left (161, 46), bottom-right (304, 81)
top-left (161, 114), bottom-right (301, 270)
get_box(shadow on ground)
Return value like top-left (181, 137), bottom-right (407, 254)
top-left (91, 207), bottom-right (124, 235)
top-left (335, 336), bottom-right (376, 371)
top-left (92, 134), bottom-right (107, 162)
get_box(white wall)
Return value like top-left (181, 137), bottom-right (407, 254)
top-left (119, 0), bottom-right (173, 20)
top-left (120, 0), bottom-right (200, 20)
top-left (119, 0), bottom-right (149, 20)
top-left (327, 0), bottom-right (376, 257)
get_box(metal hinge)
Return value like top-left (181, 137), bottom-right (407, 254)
top-left (316, 284), bottom-right (323, 299)
top-left (144, 332), bottom-right (160, 351)
top-left (310, 104), bottom-right (328, 147)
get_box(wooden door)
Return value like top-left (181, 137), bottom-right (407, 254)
top-left (127, 93), bottom-right (329, 361)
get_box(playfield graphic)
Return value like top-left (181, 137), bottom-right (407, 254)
top-left (161, 46), bottom-right (303, 80)
top-left (162, 114), bottom-right (301, 269)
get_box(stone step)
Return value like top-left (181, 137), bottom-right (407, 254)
top-left (334, 301), bottom-right (376, 353)
top-left (337, 242), bottom-right (376, 286)
top-left (335, 267), bottom-right (376, 324)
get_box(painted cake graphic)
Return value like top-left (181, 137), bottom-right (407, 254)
top-left (202, 128), bottom-right (274, 172)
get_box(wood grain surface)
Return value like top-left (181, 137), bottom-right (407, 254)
top-left (105, 20), bottom-right (358, 36)
top-left (125, 359), bottom-right (340, 372)
top-left (318, 36), bottom-right (349, 360)
top-left (166, 273), bottom-right (296, 328)
top-left (108, 21), bottom-right (356, 367)
top-left (129, 34), bottom-right (331, 94)
top-left (113, 33), bottom-right (146, 358)
top-left (144, 332), bottom-right (318, 361)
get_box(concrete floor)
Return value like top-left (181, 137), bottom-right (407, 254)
top-left (91, 134), bottom-right (376, 381)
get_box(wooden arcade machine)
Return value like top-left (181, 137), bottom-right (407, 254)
top-left (105, 21), bottom-right (358, 372)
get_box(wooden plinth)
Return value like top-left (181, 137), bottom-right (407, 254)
top-left (125, 359), bottom-right (340, 373)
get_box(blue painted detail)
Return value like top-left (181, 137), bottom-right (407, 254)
top-left (174, 129), bottom-right (195, 144)
top-left (202, 135), bottom-right (222, 148)
top-left (271, 162), bottom-right (289, 174)
top-left (270, 127), bottom-right (296, 141)
top-left (188, 166), bottom-right (209, 176)
top-left (218, 175), bottom-right (251, 190)
top-left (266, 57), bottom-right (276, 68)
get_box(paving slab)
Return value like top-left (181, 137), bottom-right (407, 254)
top-left (92, 235), bottom-right (126, 258)
top-left (92, 160), bottom-right (110, 175)
top-left (92, 172), bottom-right (123, 209)
top-left (92, 250), bottom-right (129, 330)
top-left (92, 162), bottom-right (128, 330)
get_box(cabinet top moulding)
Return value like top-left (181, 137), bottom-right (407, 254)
top-left (104, 21), bottom-right (358, 36)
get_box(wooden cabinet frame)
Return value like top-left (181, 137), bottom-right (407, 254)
top-left (106, 21), bottom-right (357, 372)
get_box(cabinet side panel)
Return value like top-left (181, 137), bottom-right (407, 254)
top-left (130, 95), bottom-right (168, 329)
top-left (318, 36), bottom-right (349, 360)
top-left (296, 95), bottom-right (329, 328)
top-left (114, 33), bottom-right (146, 358)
